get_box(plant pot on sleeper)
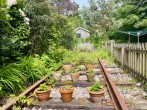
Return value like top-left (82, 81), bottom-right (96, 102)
top-left (51, 70), bottom-right (63, 81)
top-left (85, 60), bottom-right (94, 70)
top-left (87, 82), bottom-right (105, 103)
top-left (71, 61), bottom-right (77, 67)
top-left (70, 68), bottom-right (79, 82)
top-left (59, 85), bottom-right (74, 103)
top-left (86, 69), bottom-right (95, 82)
top-left (35, 83), bottom-right (52, 102)
top-left (62, 59), bottom-right (72, 73)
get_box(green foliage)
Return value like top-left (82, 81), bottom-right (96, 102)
top-left (80, 0), bottom-right (117, 38)
top-left (46, 77), bottom-right (55, 87)
top-left (0, 0), bottom-right (30, 64)
top-left (0, 64), bottom-right (25, 94)
top-left (38, 83), bottom-right (48, 91)
top-left (10, 95), bottom-right (33, 109)
top-left (70, 68), bottom-right (79, 73)
top-left (0, 54), bottom-right (55, 96)
top-left (63, 58), bottom-right (72, 64)
top-left (62, 49), bottom-right (114, 66)
top-left (47, 47), bottom-right (68, 66)
top-left (0, 0), bottom-right (81, 98)
top-left (51, 0), bottom-right (79, 16)
top-left (88, 82), bottom-right (104, 92)
top-left (110, 0), bottom-right (147, 43)
top-left (74, 42), bottom-right (95, 52)
top-left (86, 34), bottom-right (107, 48)
top-left (78, 65), bottom-right (86, 71)
top-left (16, 95), bottom-right (33, 107)
top-left (25, 0), bottom-right (79, 54)
top-left (12, 105), bottom-right (21, 110)
top-left (60, 85), bottom-right (73, 90)
top-left (87, 69), bottom-right (94, 74)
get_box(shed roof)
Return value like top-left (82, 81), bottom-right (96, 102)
top-left (75, 27), bottom-right (90, 33)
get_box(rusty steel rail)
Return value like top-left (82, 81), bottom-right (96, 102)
top-left (1, 66), bottom-right (61, 110)
top-left (98, 59), bottom-right (128, 110)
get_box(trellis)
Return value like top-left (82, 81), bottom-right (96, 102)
top-left (119, 30), bottom-right (147, 43)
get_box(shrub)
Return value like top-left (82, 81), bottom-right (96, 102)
top-left (0, 55), bottom-right (51, 96)
top-left (74, 42), bottom-right (95, 52)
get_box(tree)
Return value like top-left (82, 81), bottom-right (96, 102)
top-left (0, 0), bottom-right (30, 64)
top-left (51, 0), bottom-right (79, 16)
top-left (25, 0), bottom-right (80, 54)
top-left (81, 0), bottom-right (117, 36)
top-left (111, 0), bottom-right (147, 43)
top-left (80, 0), bottom-right (118, 46)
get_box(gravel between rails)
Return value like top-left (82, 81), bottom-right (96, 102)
top-left (22, 67), bottom-right (147, 110)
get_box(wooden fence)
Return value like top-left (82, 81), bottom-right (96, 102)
top-left (105, 40), bottom-right (147, 83)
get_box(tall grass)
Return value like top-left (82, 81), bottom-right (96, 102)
top-left (63, 48), bottom-right (114, 65)
top-left (0, 55), bottom-right (58, 96)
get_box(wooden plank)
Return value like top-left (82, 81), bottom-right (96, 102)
top-left (55, 80), bottom-right (135, 87)
top-left (33, 98), bottom-right (115, 110)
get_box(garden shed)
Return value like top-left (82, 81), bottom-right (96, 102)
top-left (75, 27), bottom-right (90, 39)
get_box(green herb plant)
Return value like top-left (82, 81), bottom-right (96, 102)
top-left (87, 69), bottom-right (94, 74)
top-left (12, 106), bottom-right (21, 110)
top-left (16, 96), bottom-right (33, 107)
top-left (88, 82), bottom-right (104, 92)
top-left (47, 77), bottom-right (55, 87)
top-left (63, 58), bottom-right (71, 64)
top-left (38, 83), bottom-right (48, 91)
top-left (70, 68), bottom-right (79, 73)
top-left (60, 85), bottom-right (73, 91)
top-left (78, 65), bottom-right (86, 71)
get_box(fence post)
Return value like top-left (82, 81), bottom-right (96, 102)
top-left (121, 47), bottom-right (125, 68)
top-left (110, 40), bottom-right (115, 55)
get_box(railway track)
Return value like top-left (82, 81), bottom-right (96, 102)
top-left (99, 59), bottom-right (128, 110)
top-left (1, 60), bottom-right (147, 110)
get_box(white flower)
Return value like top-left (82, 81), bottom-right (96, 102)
top-left (7, 0), bottom-right (17, 7)
top-left (24, 17), bottom-right (30, 25)
top-left (25, 22), bottom-right (29, 25)
top-left (24, 17), bottom-right (30, 22)
top-left (6, 14), bottom-right (10, 18)
top-left (19, 9), bottom-right (26, 17)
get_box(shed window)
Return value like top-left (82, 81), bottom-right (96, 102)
top-left (77, 33), bottom-right (81, 38)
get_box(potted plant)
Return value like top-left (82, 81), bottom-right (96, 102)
top-left (62, 58), bottom-right (72, 73)
top-left (85, 58), bottom-right (94, 70)
top-left (51, 70), bottom-right (63, 81)
top-left (86, 69), bottom-right (95, 82)
top-left (78, 64), bottom-right (86, 71)
top-left (70, 68), bottom-right (79, 82)
top-left (87, 82), bottom-right (105, 103)
top-left (59, 85), bottom-right (74, 103)
top-left (35, 83), bottom-right (51, 102)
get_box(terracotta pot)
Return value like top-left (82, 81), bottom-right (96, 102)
top-left (59, 87), bottom-right (74, 102)
top-left (86, 73), bottom-right (95, 82)
top-left (52, 71), bottom-right (62, 81)
top-left (86, 64), bottom-right (94, 70)
top-left (88, 88), bottom-right (105, 103)
top-left (70, 72), bottom-right (79, 82)
top-left (63, 64), bottom-right (72, 73)
top-left (71, 62), bottom-right (76, 67)
top-left (35, 87), bottom-right (51, 102)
